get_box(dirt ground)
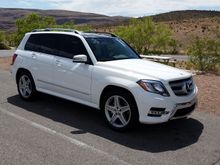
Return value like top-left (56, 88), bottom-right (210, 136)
top-left (194, 74), bottom-right (220, 116)
top-left (0, 57), bottom-right (11, 71)
top-left (0, 57), bottom-right (219, 116)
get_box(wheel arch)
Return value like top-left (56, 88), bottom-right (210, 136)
top-left (16, 68), bottom-right (33, 84)
top-left (99, 85), bottom-right (138, 110)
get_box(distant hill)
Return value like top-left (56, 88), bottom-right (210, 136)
top-left (0, 8), bottom-right (129, 31)
top-left (150, 10), bottom-right (220, 50)
top-left (151, 10), bottom-right (220, 22)
top-left (0, 8), bottom-right (219, 51)
top-left (1, 8), bottom-right (220, 32)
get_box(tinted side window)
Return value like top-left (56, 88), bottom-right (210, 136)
top-left (25, 34), bottom-right (55, 55)
top-left (25, 34), bottom-right (88, 59)
top-left (55, 34), bottom-right (88, 59)
top-left (25, 34), bottom-right (41, 52)
top-left (38, 34), bottom-right (56, 55)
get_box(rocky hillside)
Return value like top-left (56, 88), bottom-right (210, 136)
top-left (0, 8), bottom-right (128, 31)
top-left (151, 11), bottom-right (220, 49)
top-left (151, 10), bottom-right (220, 22)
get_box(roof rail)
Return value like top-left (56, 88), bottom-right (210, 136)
top-left (85, 31), bottom-right (117, 37)
top-left (31, 28), bottom-right (80, 34)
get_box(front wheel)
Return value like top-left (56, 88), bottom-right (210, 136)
top-left (102, 90), bottom-right (139, 131)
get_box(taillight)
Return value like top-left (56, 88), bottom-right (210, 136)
top-left (11, 54), bottom-right (18, 65)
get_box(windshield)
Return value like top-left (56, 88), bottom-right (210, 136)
top-left (85, 37), bottom-right (140, 62)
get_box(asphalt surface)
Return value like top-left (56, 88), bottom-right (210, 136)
top-left (0, 69), bottom-right (220, 165)
top-left (0, 50), bottom-right (15, 57)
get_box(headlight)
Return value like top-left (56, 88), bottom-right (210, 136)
top-left (137, 80), bottom-right (170, 96)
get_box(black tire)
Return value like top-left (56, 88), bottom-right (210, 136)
top-left (101, 90), bottom-right (139, 131)
top-left (17, 71), bottom-right (37, 101)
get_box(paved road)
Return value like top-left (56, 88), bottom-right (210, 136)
top-left (0, 69), bottom-right (220, 165)
top-left (0, 50), bottom-right (15, 57)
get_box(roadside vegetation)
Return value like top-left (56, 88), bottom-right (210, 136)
top-left (114, 18), bottom-right (178, 55)
top-left (186, 28), bottom-right (220, 73)
top-left (0, 13), bottom-right (219, 73)
top-left (0, 30), bottom-right (10, 49)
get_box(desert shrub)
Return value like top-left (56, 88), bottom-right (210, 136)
top-left (53, 21), bottom-right (91, 31)
top-left (5, 33), bottom-right (16, 47)
top-left (114, 17), bottom-right (176, 54)
top-left (0, 30), bottom-right (10, 49)
top-left (188, 38), bottom-right (220, 71)
top-left (14, 13), bottom-right (56, 46)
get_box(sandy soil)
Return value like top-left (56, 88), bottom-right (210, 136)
top-left (0, 57), bottom-right (11, 71)
top-left (194, 74), bottom-right (220, 116)
top-left (0, 57), bottom-right (219, 116)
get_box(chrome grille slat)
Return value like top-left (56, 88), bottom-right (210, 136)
top-left (169, 77), bottom-right (194, 96)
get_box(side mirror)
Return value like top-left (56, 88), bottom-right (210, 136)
top-left (73, 55), bottom-right (87, 63)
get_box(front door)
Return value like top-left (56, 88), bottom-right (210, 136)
top-left (52, 34), bottom-right (93, 102)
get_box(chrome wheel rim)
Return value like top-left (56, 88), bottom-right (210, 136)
top-left (104, 95), bottom-right (131, 128)
top-left (19, 75), bottom-right (32, 98)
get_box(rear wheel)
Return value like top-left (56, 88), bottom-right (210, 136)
top-left (17, 71), bottom-right (37, 100)
top-left (102, 90), bottom-right (139, 131)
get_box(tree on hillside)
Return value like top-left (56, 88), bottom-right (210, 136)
top-left (13, 13), bottom-right (91, 46)
top-left (188, 37), bottom-right (220, 71)
top-left (53, 21), bottom-right (91, 31)
top-left (152, 24), bottom-right (172, 53)
top-left (14, 13), bottom-right (56, 46)
top-left (0, 30), bottom-right (10, 49)
top-left (114, 17), bottom-right (175, 54)
top-left (0, 30), bottom-right (5, 43)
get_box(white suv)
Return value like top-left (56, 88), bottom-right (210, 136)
top-left (11, 28), bottom-right (198, 131)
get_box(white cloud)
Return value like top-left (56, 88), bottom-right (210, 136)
top-left (2, 0), bottom-right (220, 16)
top-left (44, 0), bottom-right (220, 16)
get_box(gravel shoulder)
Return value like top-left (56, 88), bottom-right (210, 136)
top-left (194, 74), bottom-right (220, 116)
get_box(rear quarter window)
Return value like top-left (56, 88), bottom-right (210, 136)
top-left (24, 34), bottom-right (56, 55)
top-left (24, 34), bottom-right (42, 52)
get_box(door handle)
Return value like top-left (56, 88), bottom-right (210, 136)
top-left (55, 59), bottom-right (60, 63)
top-left (31, 53), bottom-right (37, 59)
top-left (55, 59), bottom-right (61, 66)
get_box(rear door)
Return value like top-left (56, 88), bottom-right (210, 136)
top-left (24, 34), bottom-right (55, 91)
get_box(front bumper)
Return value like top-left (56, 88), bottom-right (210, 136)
top-left (133, 85), bottom-right (198, 124)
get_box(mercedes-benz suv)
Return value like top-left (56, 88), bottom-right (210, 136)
top-left (11, 28), bottom-right (198, 131)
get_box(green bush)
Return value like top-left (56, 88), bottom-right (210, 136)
top-left (14, 13), bottom-right (56, 46)
top-left (188, 38), bottom-right (220, 71)
top-left (13, 13), bottom-right (91, 46)
top-left (113, 17), bottom-right (176, 54)
top-left (0, 30), bottom-right (10, 49)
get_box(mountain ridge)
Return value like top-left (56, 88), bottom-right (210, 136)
top-left (0, 8), bottom-right (220, 32)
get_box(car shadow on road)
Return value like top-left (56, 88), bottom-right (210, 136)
top-left (7, 94), bottom-right (204, 153)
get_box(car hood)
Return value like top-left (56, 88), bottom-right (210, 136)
top-left (97, 59), bottom-right (191, 83)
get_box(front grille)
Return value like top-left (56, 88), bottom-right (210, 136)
top-left (173, 103), bottom-right (196, 117)
top-left (169, 77), bottom-right (194, 96)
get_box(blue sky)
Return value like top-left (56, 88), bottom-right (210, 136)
top-left (0, 0), bottom-right (220, 17)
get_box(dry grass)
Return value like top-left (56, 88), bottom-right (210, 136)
top-left (164, 17), bottom-right (220, 51)
top-left (0, 57), bottom-right (219, 116)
